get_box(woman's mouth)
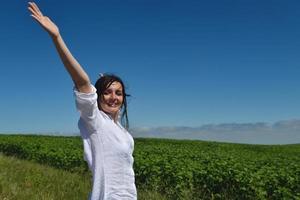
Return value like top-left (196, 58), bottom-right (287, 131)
top-left (107, 103), bottom-right (119, 107)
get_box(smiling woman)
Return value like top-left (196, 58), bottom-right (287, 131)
top-left (27, 2), bottom-right (137, 200)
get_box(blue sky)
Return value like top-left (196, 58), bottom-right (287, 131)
top-left (1, 1), bottom-right (300, 143)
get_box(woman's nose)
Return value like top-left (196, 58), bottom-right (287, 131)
top-left (110, 92), bottom-right (117, 99)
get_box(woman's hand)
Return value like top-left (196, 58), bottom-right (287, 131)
top-left (28, 2), bottom-right (59, 38)
top-left (27, 2), bottom-right (92, 93)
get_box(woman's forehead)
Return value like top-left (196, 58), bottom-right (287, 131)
top-left (107, 81), bottom-right (122, 90)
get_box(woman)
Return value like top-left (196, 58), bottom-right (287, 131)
top-left (28, 2), bottom-right (137, 200)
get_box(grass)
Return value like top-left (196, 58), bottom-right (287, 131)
top-left (0, 153), bottom-right (167, 200)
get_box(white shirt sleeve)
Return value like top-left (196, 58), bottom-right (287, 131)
top-left (73, 84), bottom-right (103, 135)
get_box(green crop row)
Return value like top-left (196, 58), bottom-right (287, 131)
top-left (0, 134), bottom-right (88, 172)
top-left (0, 134), bottom-right (299, 199)
top-left (134, 139), bottom-right (300, 199)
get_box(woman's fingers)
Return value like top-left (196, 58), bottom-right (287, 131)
top-left (28, 6), bottom-right (40, 19)
top-left (28, 1), bottom-right (60, 37)
top-left (28, 2), bottom-right (42, 17)
top-left (30, 14), bottom-right (41, 24)
top-left (31, 2), bottom-right (44, 16)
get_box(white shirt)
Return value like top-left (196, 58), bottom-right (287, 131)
top-left (74, 85), bottom-right (137, 200)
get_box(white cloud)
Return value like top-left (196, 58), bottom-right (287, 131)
top-left (130, 119), bottom-right (300, 144)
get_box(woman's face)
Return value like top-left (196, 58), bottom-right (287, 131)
top-left (99, 81), bottom-right (124, 117)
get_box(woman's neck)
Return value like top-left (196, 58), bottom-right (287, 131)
top-left (104, 111), bottom-right (119, 123)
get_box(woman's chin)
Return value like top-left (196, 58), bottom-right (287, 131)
top-left (102, 107), bottom-right (119, 117)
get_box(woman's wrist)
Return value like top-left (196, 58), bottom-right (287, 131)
top-left (50, 31), bottom-right (61, 40)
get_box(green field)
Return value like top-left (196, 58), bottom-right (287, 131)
top-left (0, 153), bottom-right (166, 200)
top-left (0, 134), bottom-right (299, 199)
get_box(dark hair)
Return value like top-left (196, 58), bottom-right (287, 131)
top-left (94, 73), bottom-right (130, 129)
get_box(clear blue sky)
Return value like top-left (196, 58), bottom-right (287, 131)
top-left (1, 0), bottom-right (300, 134)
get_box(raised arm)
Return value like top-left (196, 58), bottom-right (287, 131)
top-left (28, 2), bottom-right (92, 93)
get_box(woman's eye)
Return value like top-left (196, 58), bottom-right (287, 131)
top-left (116, 91), bottom-right (123, 96)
